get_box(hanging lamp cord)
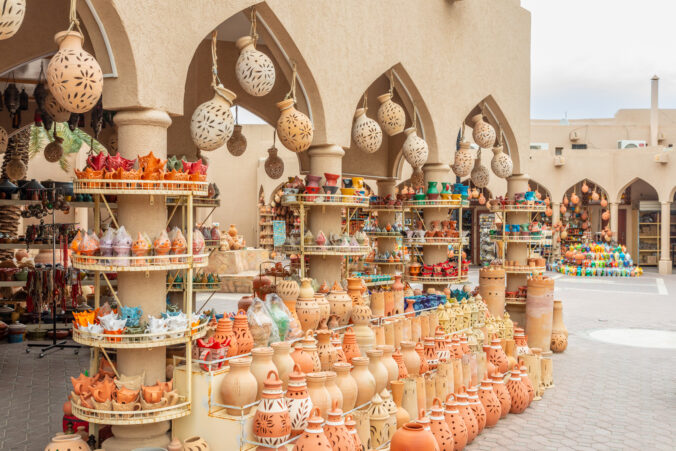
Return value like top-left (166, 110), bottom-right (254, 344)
top-left (362, 92), bottom-right (368, 111)
top-left (250, 7), bottom-right (259, 45)
top-left (67, 0), bottom-right (83, 34)
top-left (284, 62), bottom-right (298, 102)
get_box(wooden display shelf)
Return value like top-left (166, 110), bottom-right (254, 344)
top-left (404, 275), bottom-right (469, 284)
top-left (363, 279), bottom-right (395, 287)
top-left (364, 261), bottom-right (404, 266)
top-left (0, 242), bottom-right (59, 250)
top-left (367, 205), bottom-right (404, 212)
top-left (74, 179), bottom-right (208, 196)
top-left (281, 194), bottom-right (368, 207)
top-left (403, 199), bottom-right (469, 209)
top-left (166, 197), bottom-right (220, 208)
top-left (71, 253), bottom-right (209, 271)
top-left (72, 322), bottom-right (207, 349)
top-left (364, 232), bottom-right (402, 238)
top-left (71, 398), bottom-right (190, 425)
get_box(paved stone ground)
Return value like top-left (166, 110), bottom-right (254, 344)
top-left (1, 269), bottom-right (675, 450)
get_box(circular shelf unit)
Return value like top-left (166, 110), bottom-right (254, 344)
top-left (367, 204), bottom-right (404, 212)
top-left (404, 275), bottom-right (469, 284)
top-left (490, 235), bottom-right (543, 244)
top-left (72, 322), bottom-right (208, 348)
top-left (73, 179), bottom-right (208, 196)
top-left (488, 203), bottom-right (546, 213)
top-left (71, 253), bottom-right (210, 271)
top-left (166, 196), bottom-right (220, 208)
top-left (282, 194), bottom-right (369, 207)
top-left (403, 199), bottom-right (469, 210)
top-left (403, 237), bottom-right (461, 247)
top-left (364, 232), bottom-right (403, 239)
top-left (71, 399), bottom-right (190, 425)
top-left (277, 244), bottom-right (371, 256)
top-left (503, 265), bottom-right (546, 274)
top-left (364, 261), bottom-right (404, 266)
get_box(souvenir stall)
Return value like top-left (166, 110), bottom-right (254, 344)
top-left (557, 180), bottom-right (611, 250)
top-left (553, 242), bottom-right (642, 277)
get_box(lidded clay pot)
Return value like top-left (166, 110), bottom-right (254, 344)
top-left (506, 367), bottom-right (529, 414)
top-left (323, 399), bottom-right (353, 451)
top-left (490, 372), bottom-right (511, 418)
top-left (467, 386), bottom-right (487, 433)
top-left (455, 390), bottom-right (478, 444)
top-left (285, 363), bottom-right (314, 436)
top-left (292, 407), bottom-right (332, 451)
top-left (232, 309), bottom-right (254, 354)
top-left (253, 370), bottom-right (292, 447)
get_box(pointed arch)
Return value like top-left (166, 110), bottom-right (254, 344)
top-left (528, 178), bottom-right (552, 200)
top-left (615, 177), bottom-right (659, 204)
top-left (562, 179), bottom-right (610, 203)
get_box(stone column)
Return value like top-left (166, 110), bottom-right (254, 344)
top-left (307, 144), bottom-right (344, 283)
top-left (422, 163), bottom-right (451, 289)
top-left (659, 201), bottom-right (672, 274)
top-left (609, 202), bottom-right (619, 239)
top-left (551, 201), bottom-right (561, 259)
top-left (103, 109), bottom-right (172, 451)
top-left (376, 179), bottom-right (397, 273)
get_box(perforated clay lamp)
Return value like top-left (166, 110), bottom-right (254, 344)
top-left (352, 106), bottom-right (383, 153)
top-left (235, 35), bottom-right (276, 97)
top-left (191, 84), bottom-right (236, 151)
top-left (0, 0), bottom-right (26, 40)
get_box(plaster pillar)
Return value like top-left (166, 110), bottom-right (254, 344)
top-left (103, 109), bottom-right (172, 451)
top-left (422, 163), bottom-right (452, 288)
top-left (376, 179), bottom-right (398, 273)
top-left (551, 202), bottom-right (561, 259)
top-left (505, 174), bottom-right (530, 292)
top-left (307, 144), bottom-right (345, 283)
top-left (609, 202), bottom-right (619, 240)
top-left (659, 201), bottom-right (672, 274)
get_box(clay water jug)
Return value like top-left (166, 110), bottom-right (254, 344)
top-left (272, 341), bottom-right (295, 390)
top-left (377, 344), bottom-right (398, 388)
top-left (307, 372), bottom-right (331, 420)
top-left (253, 370), bottom-right (292, 448)
top-left (331, 332), bottom-right (348, 363)
top-left (327, 281), bottom-right (353, 326)
top-left (478, 378), bottom-right (501, 428)
top-left (466, 386), bottom-right (486, 433)
top-left (392, 275), bottom-right (405, 315)
top-left (342, 327), bottom-right (362, 364)
top-left (487, 337), bottom-right (508, 374)
top-left (291, 342), bottom-right (314, 374)
top-left (316, 329), bottom-right (338, 371)
top-left (333, 362), bottom-right (358, 411)
top-left (401, 341), bottom-right (422, 377)
top-left (443, 394), bottom-right (468, 451)
top-left (286, 364), bottom-right (313, 436)
top-left (292, 407), bottom-right (332, 451)
top-left (390, 380), bottom-right (411, 428)
top-left (324, 399), bottom-right (355, 451)
top-left (429, 397), bottom-right (454, 451)
top-left (351, 357), bottom-right (376, 409)
top-left (250, 347), bottom-right (277, 400)
top-left (232, 310), bottom-right (254, 354)
top-left (390, 421), bottom-right (438, 451)
top-left (362, 350), bottom-right (386, 395)
top-left (301, 331), bottom-right (322, 372)
top-left (220, 356), bottom-right (257, 415)
top-left (490, 373), bottom-right (511, 418)
top-left (519, 362), bottom-right (535, 405)
top-left (455, 390), bottom-right (478, 444)
top-left (276, 98), bottom-right (314, 153)
top-left (325, 371), bottom-right (344, 410)
top-left (506, 368), bottom-right (529, 414)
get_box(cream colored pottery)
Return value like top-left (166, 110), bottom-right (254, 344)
top-left (333, 362), bottom-right (358, 411)
top-left (400, 341), bottom-right (421, 377)
top-left (470, 154), bottom-right (490, 188)
top-left (490, 144), bottom-right (513, 178)
top-left (277, 279), bottom-right (300, 301)
top-left (0, 0), bottom-right (25, 40)
top-left (352, 107), bottom-right (383, 153)
top-left (276, 98), bottom-right (314, 153)
top-left (326, 281), bottom-right (353, 326)
top-left (324, 370), bottom-right (344, 411)
top-left (220, 356), bottom-right (257, 415)
top-left (190, 84), bottom-right (236, 151)
top-left (44, 433), bottom-right (91, 451)
top-left (401, 127), bottom-right (429, 169)
top-left (299, 278), bottom-right (315, 298)
top-left (452, 141), bottom-right (473, 177)
top-left (377, 344), bottom-right (399, 388)
top-left (401, 377), bottom-right (418, 420)
top-left (316, 329), bottom-right (337, 371)
top-left (377, 92), bottom-right (406, 136)
top-left (306, 372), bottom-right (331, 419)
top-left (367, 393), bottom-right (390, 449)
top-left (235, 36), bottom-right (276, 96)
top-left (314, 293), bottom-right (331, 324)
top-left (250, 347), bottom-right (277, 400)
top-left (183, 436), bottom-right (210, 451)
top-left (271, 341), bottom-right (295, 390)
top-left (471, 113), bottom-right (496, 148)
top-left (296, 296), bottom-right (320, 332)
top-left (351, 357), bottom-right (376, 409)
top-left (367, 349), bottom-right (388, 394)
top-left (390, 380), bottom-right (411, 429)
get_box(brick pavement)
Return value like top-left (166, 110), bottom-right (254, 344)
top-left (1, 270), bottom-right (674, 450)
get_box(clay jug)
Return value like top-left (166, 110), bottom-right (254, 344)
top-left (331, 332), bottom-right (348, 363)
top-left (471, 114), bottom-right (496, 148)
top-left (286, 364), bottom-right (314, 436)
top-left (253, 370), bottom-right (292, 448)
top-left (291, 342), bottom-right (315, 374)
top-left (325, 370), bottom-right (344, 410)
top-left (235, 35), bottom-right (276, 97)
top-left (392, 349), bottom-right (409, 379)
top-left (44, 433), bottom-right (91, 451)
top-left (351, 357), bottom-right (376, 408)
top-left (429, 397), bottom-right (454, 451)
top-left (455, 390), bottom-right (478, 444)
top-left (478, 379), bottom-right (501, 428)
top-left (390, 380), bottom-right (411, 429)
top-left (327, 281), bottom-right (353, 326)
top-left (377, 344), bottom-right (398, 388)
top-left (519, 363), bottom-right (535, 405)
top-left (306, 372), bottom-right (331, 420)
top-left (401, 127), bottom-right (429, 168)
top-left (392, 275), bottom-right (405, 315)
top-left (376, 92), bottom-right (406, 136)
top-left (466, 386), bottom-right (486, 433)
top-left (551, 299), bottom-right (568, 353)
top-left (345, 414), bottom-right (365, 451)
top-left (506, 369), bottom-right (529, 414)
top-left (351, 302), bottom-right (375, 354)
top-left (367, 393), bottom-right (390, 449)
top-left (416, 342), bottom-right (429, 374)
top-left (401, 341), bottom-right (421, 377)
top-left (390, 422), bottom-right (438, 451)
top-left (315, 293), bottom-right (331, 324)
top-left (443, 394), bottom-right (468, 451)
top-left (293, 407), bottom-right (332, 451)
top-left (250, 347), bottom-right (277, 400)
top-left (487, 337), bottom-right (508, 374)
top-left (490, 373), bottom-right (511, 418)
top-left (296, 296), bottom-right (321, 332)
top-left (213, 317), bottom-right (238, 357)
top-left (324, 399), bottom-right (354, 451)
top-left (278, 279), bottom-right (301, 323)
top-left (317, 329), bottom-right (338, 371)
top-left (333, 362), bottom-right (358, 411)
top-left (220, 356), bottom-right (257, 415)
top-left (276, 98), bottom-right (314, 153)
top-left (491, 145), bottom-right (513, 178)
top-left (232, 310), bottom-right (254, 354)
top-left (272, 341), bottom-right (295, 390)
top-left (342, 327), bottom-right (362, 364)
top-left (366, 349), bottom-right (388, 394)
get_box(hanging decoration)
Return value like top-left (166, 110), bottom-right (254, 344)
top-left (5, 153), bottom-right (26, 180)
top-left (560, 204), bottom-right (567, 214)
top-left (377, 71), bottom-right (406, 136)
top-left (276, 62), bottom-right (313, 152)
top-left (478, 192), bottom-right (486, 205)
top-left (545, 207), bottom-right (552, 217)
top-left (600, 196), bottom-right (608, 208)
top-left (410, 167), bottom-right (425, 190)
top-left (227, 106), bottom-right (248, 156)
top-left (601, 210), bottom-right (610, 222)
top-left (264, 131), bottom-right (284, 179)
top-left (191, 31), bottom-right (237, 151)
top-left (591, 188), bottom-right (600, 202)
top-left (352, 93), bottom-right (383, 154)
top-left (44, 130), bottom-right (64, 163)
top-left (4, 79), bottom-right (19, 114)
top-left (563, 194), bottom-right (569, 206)
top-left (0, 0), bottom-right (25, 40)
top-left (470, 151), bottom-right (489, 188)
top-left (471, 111), bottom-right (496, 148)
top-left (401, 124), bottom-right (428, 169)
top-left (581, 181), bottom-right (589, 193)
top-left (490, 127), bottom-right (513, 179)
top-left (452, 126), bottom-right (473, 177)
top-left (235, 8), bottom-right (276, 97)
top-left (570, 191), bottom-right (579, 205)
top-left (46, 0), bottom-right (103, 113)
top-left (0, 127), bottom-right (7, 153)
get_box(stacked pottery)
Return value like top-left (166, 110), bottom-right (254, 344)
top-left (377, 344), bottom-right (399, 388)
top-left (324, 400), bottom-right (354, 451)
top-left (443, 394), bottom-right (468, 451)
top-left (466, 386), bottom-right (486, 433)
top-left (333, 362), bottom-right (358, 411)
top-left (325, 371), bottom-right (344, 410)
top-left (367, 394), bottom-right (390, 449)
top-left (367, 349), bottom-right (388, 394)
top-left (286, 364), bottom-right (313, 436)
top-left (271, 341), bottom-right (295, 390)
top-left (490, 373), bottom-right (511, 418)
top-left (506, 367), bottom-right (529, 414)
top-left (220, 356), bottom-right (257, 415)
top-left (327, 281), bottom-right (353, 326)
top-left (351, 357), bottom-right (376, 409)
top-left (350, 293), bottom-right (375, 354)
top-left (250, 347), bottom-right (277, 400)
top-left (306, 372), bottom-right (331, 420)
top-left (478, 378), bottom-right (501, 428)
top-left (429, 397), bottom-right (454, 451)
top-left (316, 329), bottom-right (338, 371)
top-left (390, 422), bottom-right (438, 451)
top-left (292, 407), bottom-right (332, 451)
top-left (400, 341), bottom-right (422, 377)
top-left (390, 380), bottom-right (411, 428)
top-left (253, 371), bottom-right (291, 448)
top-left (297, 279), bottom-right (320, 331)
top-left (455, 390), bottom-right (478, 444)
top-left (342, 327), bottom-right (362, 364)
top-left (233, 310), bottom-right (254, 354)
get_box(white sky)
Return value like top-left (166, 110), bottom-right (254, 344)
top-left (522, 0), bottom-right (676, 119)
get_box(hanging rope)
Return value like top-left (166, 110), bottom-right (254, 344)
top-left (284, 62), bottom-right (298, 102)
top-left (67, 0), bottom-right (83, 34)
top-left (235, 105), bottom-right (239, 125)
top-left (272, 129), bottom-right (276, 147)
top-left (362, 92), bottom-right (368, 111)
top-left (412, 105), bottom-right (418, 130)
top-left (249, 6), bottom-right (259, 45)
top-left (388, 70), bottom-right (395, 96)
top-left (210, 30), bottom-right (222, 89)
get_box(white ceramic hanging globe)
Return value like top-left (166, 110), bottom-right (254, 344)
top-left (470, 157), bottom-right (490, 188)
top-left (401, 127), bottom-right (428, 168)
top-left (471, 114), bottom-right (496, 149)
top-left (490, 145), bottom-right (513, 178)
top-left (352, 108), bottom-right (383, 154)
top-left (235, 36), bottom-right (276, 97)
top-left (190, 85), bottom-right (237, 151)
top-left (376, 92), bottom-right (405, 136)
top-left (452, 142), bottom-right (473, 177)
top-left (0, 0), bottom-right (25, 40)
top-left (44, 91), bottom-right (71, 122)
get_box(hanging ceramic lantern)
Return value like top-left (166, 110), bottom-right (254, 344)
top-left (6, 154), bottom-right (26, 180)
top-left (227, 125), bottom-right (247, 156)
top-left (352, 107), bottom-right (383, 154)
top-left (276, 98), bottom-right (313, 153)
top-left (4, 83), bottom-right (19, 114)
top-left (45, 91), bottom-right (72, 122)
top-left (490, 145), bottom-right (513, 178)
top-left (570, 191), bottom-right (579, 205)
top-left (560, 204), bottom-right (566, 214)
top-left (471, 114), bottom-right (496, 148)
top-left (478, 192), bottom-right (486, 205)
top-left (545, 207), bottom-right (552, 217)
top-left (0, 0), bottom-right (25, 40)
top-left (235, 36), bottom-right (276, 97)
top-left (563, 194), bottom-right (569, 206)
top-left (470, 154), bottom-right (489, 188)
top-left (44, 133), bottom-right (64, 162)
top-left (602, 210), bottom-right (610, 221)
top-left (600, 197), bottom-right (608, 208)
top-left (591, 189), bottom-right (600, 201)
top-left (0, 127), bottom-right (7, 153)
top-left (470, 188), bottom-right (479, 199)
top-left (401, 127), bottom-right (428, 168)
top-left (376, 92), bottom-right (406, 136)
top-left (190, 85), bottom-right (237, 151)
top-left (107, 132), bottom-right (118, 153)
top-left (47, 31), bottom-right (103, 113)
top-left (581, 181), bottom-right (589, 193)
top-left (452, 141), bottom-right (473, 177)
top-left (544, 196), bottom-right (550, 206)
top-left (411, 167), bottom-right (424, 189)
top-left (265, 146), bottom-right (284, 179)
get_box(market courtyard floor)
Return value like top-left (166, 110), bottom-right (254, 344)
top-left (1, 270), bottom-right (675, 450)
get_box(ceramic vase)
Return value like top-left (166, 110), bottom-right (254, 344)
top-left (490, 373), bottom-right (511, 418)
top-left (352, 304), bottom-right (375, 354)
top-left (296, 296), bottom-right (320, 332)
top-left (393, 349), bottom-right (409, 379)
top-left (324, 370), bottom-right (344, 411)
top-left (429, 397), bottom-right (454, 451)
top-left (392, 275), bottom-right (405, 314)
top-left (250, 347), bottom-right (277, 400)
top-left (345, 414), bottom-right (365, 451)
top-left (367, 393), bottom-right (390, 449)
top-left (212, 317), bottom-right (238, 357)
top-left (351, 357), bottom-right (376, 409)
top-left (401, 127), bottom-right (429, 168)
top-left (478, 379), bottom-right (501, 428)
top-left (455, 391), bottom-right (478, 444)
top-left (352, 107), bottom-right (383, 154)
top-left (506, 370), bottom-right (529, 414)
top-left (487, 338), bottom-right (508, 374)
top-left (467, 387), bottom-right (486, 433)
top-left (307, 372), bottom-right (331, 420)
top-left (377, 345), bottom-right (398, 389)
top-left (376, 92), bottom-right (405, 136)
top-left (264, 146), bottom-right (284, 179)
top-left (253, 370), bottom-right (292, 447)
top-left (0, 0), bottom-right (25, 40)
top-left (291, 342), bottom-right (315, 374)
top-left (324, 400), bottom-right (354, 451)
top-left (235, 35), bottom-right (276, 96)
top-left (190, 84), bottom-right (236, 151)
top-left (401, 341), bottom-right (422, 377)
top-left (276, 98), bottom-right (314, 153)
top-left (490, 144), bottom-right (513, 178)
top-left (390, 422), bottom-right (438, 451)
top-left (452, 141), bottom-right (473, 177)
top-left (402, 377), bottom-right (418, 420)
top-left (232, 310), bottom-right (254, 354)
top-left (272, 341), bottom-right (295, 390)
top-left (366, 349), bottom-right (388, 394)
top-left (333, 362), bottom-right (358, 411)
top-left (327, 281), bottom-right (353, 326)
top-left (389, 380), bottom-right (410, 430)
top-left (551, 300), bottom-right (568, 353)
top-left (315, 293), bottom-right (331, 325)
top-left (342, 327), bottom-right (362, 364)
top-left (301, 332), bottom-right (322, 373)
top-left (286, 364), bottom-right (314, 436)
top-left (443, 395), bottom-right (468, 451)
top-left (470, 154), bottom-right (490, 188)
top-left (519, 364), bottom-right (535, 405)
top-left (379, 388), bottom-right (398, 441)
top-left (293, 407), bottom-right (332, 451)
top-left (316, 329), bottom-right (337, 371)
top-left (471, 114), bottom-right (496, 148)
top-left (415, 342), bottom-right (429, 374)
top-left (370, 290), bottom-right (385, 317)
top-left (220, 356), bottom-right (257, 415)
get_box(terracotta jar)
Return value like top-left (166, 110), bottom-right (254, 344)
top-left (291, 342), bottom-right (315, 374)
top-left (302, 331), bottom-right (322, 372)
top-left (551, 299), bottom-right (568, 353)
top-left (351, 357), bottom-right (376, 409)
top-left (213, 317), bottom-right (238, 357)
top-left (415, 342), bottom-right (429, 374)
top-left (306, 372), bottom-right (331, 420)
top-left (233, 310), bottom-right (254, 355)
top-left (370, 290), bottom-right (385, 317)
top-left (449, 335), bottom-right (463, 360)
top-left (392, 275), bottom-right (405, 315)
top-left (443, 394), bottom-right (468, 451)
top-left (455, 391), bottom-right (478, 444)
top-left (44, 433), bottom-right (91, 451)
top-left (333, 362), bottom-right (358, 411)
top-left (487, 337), bottom-right (509, 374)
top-left (253, 370), bottom-right (292, 448)
top-left (220, 356), bottom-right (257, 415)
top-left (490, 373), bottom-right (511, 418)
top-left (367, 393), bottom-right (390, 449)
top-left (390, 380), bottom-right (411, 428)
top-left (286, 364), bottom-right (313, 436)
top-left (327, 281), bottom-right (353, 326)
top-left (317, 329), bottom-right (338, 371)
top-left (519, 363), bottom-right (535, 405)
top-left (278, 279), bottom-right (301, 323)
top-left (507, 368), bottom-right (529, 414)
top-left (351, 302), bottom-right (375, 354)
top-left (293, 407), bottom-right (332, 451)
top-left (478, 379), bottom-right (501, 428)
top-left (424, 337), bottom-right (439, 370)
top-left (392, 349), bottom-right (409, 379)
top-left (331, 332), bottom-right (347, 363)
top-left (402, 377), bottom-right (419, 420)
top-left (377, 344), bottom-right (399, 388)
top-left (342, 327), bottom-right (362, 364)
top-left (272, 341), bottom-right (295, 390)
top-left (250, 347), bottom-right (277, 400)
top-left (380, 388), bottom-right (398, 442)
top-left (325, 371), bottom-right (344, 410)
top-left (315, 293), bottom-right (331, 324)
top-left (296, 296), bottom-right (321, 332)
top-left (190, 85), bottom-right (236, 151)
top-left (429, 397), bottom-right (454, 451)
top-left (366, 349), bottom-right (388, 394)
top-left (401, 341), bottom-right (422, 377)
top-left (324, 399), bottom-right (354, 451)
top-left (434, 327), bottom-right (450, 363)
top-left (276, 98), bottom-right (314, 153)
top-left (344, 414), bottom-right (364, 451)
top-left (390, 422), bottom-right (438, 451)
top-left (514, 327), bottom-right (530, 356)
top-left (466, 386), bottom-right (486, 433)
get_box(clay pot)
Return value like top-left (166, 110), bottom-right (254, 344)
top-left (342, 327), bottom-right (362, 364)
top-left (551, 299), bottom-right (568, 353)
top-left (232, 310), bottom-right (254, 354)
top-left (315, 293), bottom-right (331, 325)
top-left (478, 379), bottom-right (501, 428)
top-left (487, 338), bottom-right (509, 374)
top-left (367, 393), bottom-right (391, 449)
top-left (400, 341), bottom-right (422, 377)
top-left (276, 98), bottom-right (314, 153)
top-left (301, 331), bottom-right (322, 372)
top-left (44, 433), bottom-right (91, 451)
top-left (366, 349), bottom-right (388, 394)
top-left (291, 342), bottom-right (315, 374)
top-left (455, 391), bottom-right (478, 444)
top-left (272, 341), bottom-right (295, 390)
top-left (351, 357), bottom-right (376, 408)
top-left (286, 364), bottom-right (314, 436)
top-left (392, 349), bottom-right (409, 379)
top-left (250, 347), bottom-right (277, 400)
top-left (390, 422), bottom-right (438, 451)
top-left (325, 371), bottom-right (344, 411)
top-left (292, 407), bottom-right (332, 451)
top-left (220, 357), bottom-right (257, 415)
top-left (352, 107), bottom-right (383, 154)
top-left (0, 0), bottom-right (25, 40)
top-left (490, 373), bottom-right (511, 419)
top-left (183, 436), bottom-right (209, 451)
top-left (471, 114), bottom-right (496, 148)
top-left (452, 141), bottom-right (473, 177)
top-left (344, 414), bottom-right (364, 451)
top-left (429, 397), bottom-right (454, 451)
top-left (490, 144), bottom-right (514, 178)
top-left (327, 281), bottom-right (353, 326)
top-left (306, 372), bottom-right (331, 420)
top-left (401, 127), bottom-right (429, 169)
top-left (296, 296), bottom-right (321, 332)
top-left (167, 437), bottom-right (183, 451)
top-left (466, 387), bottom-right (486, 433)
top-left (415, 342), bottom-right (429, 374)
top-left (443, 395), bottom-right (468, 451)
top-left (519, 364), bottom-right (535, 405)
top-left (190, 84), bottom-right (236, 151)
top-left (390, 380), bottom-right (411, 429)
top-left (370, 290), bottom-right (385, 318)
top-left (235, 35), bottom-right (276, 96)
top-left (376, 92), bottom-right (406, 136)
top-left (401, 377), bottom-right (418, 420)
top-left (377, 344), bottom-right (399, 389)
top-left (507, 369), bottom-right (529, 414)
top-left (253, 370), bottom-right (292, 447)
top-left (324, 399), bottom-right (353, 451)
top-left (333, 362), bottom-right (358, 411)
top-left (379, 388), bottom-right (398, 442)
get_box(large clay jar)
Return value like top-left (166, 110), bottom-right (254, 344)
top-left (377, 344), bottom-right (398, 388)
top-left (333, 362), bottom-right (358, 411)
top-left (452, 141), bottom-right (473, 178)
top-left (233, 310), bottom-right (254, 354)
top-left (250, 347), bottom-right (277, 400)
top-left (519, 363), bottom-right (535, 405)
top-left (331, 332), bottom-right (348, 363)
top-left (352, 107), bottom-right (383, 154)
top-left (526, 276), bottom-right (555, 352)
top-left (351, 357), bottom-right (376, 409)
top-left (366, 349), bottom-right (388, 394)
top-left (0, 0), bottom-right (25, 40)
top-left (278, 279), bottom-right (301, 322)
top-left (276, 98), bottom-right (314, 153)
top-left (286, 364), bottom-right (314, 436)
top-left (213, 317), bottom-right (238, 357)
top-left (190, 84), bottom-right (237, 151)
top-left (344, 414), bottom-right (364, 451)
top-left (315, 293), bottom-right (331, 325)
top-left (506, 369), bottom-right (529, 414)
top-left (235, 35), bottom-right (276, 96)
top-left (370, 290), bottom-right (385, 318)
top-left (296, 296), bottom-right (321, 332)
top-left (400, 341), bottom-right (422, 377)
top-left (367, 393), bottom-right (390, 449)
top-left (272, 341), bottom-right (295, 390)
top-left (316, 329), bottom-right (338, 371)
top-left (478, 378), bottom-right (501, 428)
top-left (390, 422), bottom-right (438, 451)
top-left (324, 400), bottom-right (354, 451)
top-left (221, 356), bottom-right (257, 415)
top-left (487, 337), bottom-right (508, 374)
top-left (253, 370), bottom-right (292, 448)
top-left (466, 386), bottom-right (486, 433)
top-left (291, 342), bottom-right (315, 374)
top-left (490, 373), bottom-right (511, 418)
top-left (47, 31), bottom-right (103, 113)
top-left (325, 371), bottom-right (344, 410)
top-left (401, 127), bottom-right (429, 169)
top-left (342, 327), bottom-right (362, 364)
top-left (490, 144), bottom-right (513, 178)
top-left (293, 407), bottom-right (332, 451)
top-left (443, 395), bottom-right (468, 451)
top-left (392, 275), bottom-right (405, 315)
top-left (307, 372), bottom-right (331, 420)
top-left (376, 92), bottom-right (406, 136)
top-left (455, 391), bottom-right (478, 444)
top-left (44, 433), bottom-right (91, 451)
top-left (551, 299), bottom-right (568, 353)
top-left (471, 114), bottom-right (496, 148)
top-left (478, 266), bottom-right (506, 318)
top-left (429, 398), bottom-right (454, 451)
top-left (327, 281), bottom-right (353, 326)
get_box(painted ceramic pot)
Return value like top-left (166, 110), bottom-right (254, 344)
top-left (471, 114), bottom-right (496, 148)
top-left (250, 347), bottom-right (277, 400)
top-left (286, 364), bottom-right (314, 436)
top-left (467, 387), bottom-right (486, 433)
top-left (366, 349), bottom-right (388, 394)
top-left (292, 407), bottom-right (332, 451)
top-left (352, 107), bottom-right (383, 154)
top-left (455, 391), bottom-right (478, 444)
top-left (190, 85), bottom-right (236, 151)
top-left (490, 373), bottom-right (511, 419)
top-left (390, 422), bottom-right (438, 451)
top-left (506, 369), bottom-right (529, 414)
top-left (452, 141), bottom-right (473, 177)
top-left (276, 98), bottom-right (314, 153)
top-left (253, 370), bottom-right (292, 447)
top-left (429, 397), bottom-right (454, 451)
top-left (324, 400), bottom-right (354, 451)
top-left (327, 281), bottom-right (353, 326)
top-left (351, 357), bottom-right (376, 408)
top-left (491, 145), bottom-right (513, 178)
top-left (376, 92), bottom-right (406, 136)
top-left (333, 362), bottom-right (358, 411)
top-left (478, 379), bottom-right (502, 428)
top-left (443, 395), bottom-right (468, 451)
top-left (401, 127), bottom-right (429, 169)
top-left (306, 372), bottom-right (331, 420)
top-left (232, 310), bottom-right (254, 354)
top-left (221, 357), bottom-right (257, 415)
top-left (235, 35), bottom-right (276, 96)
